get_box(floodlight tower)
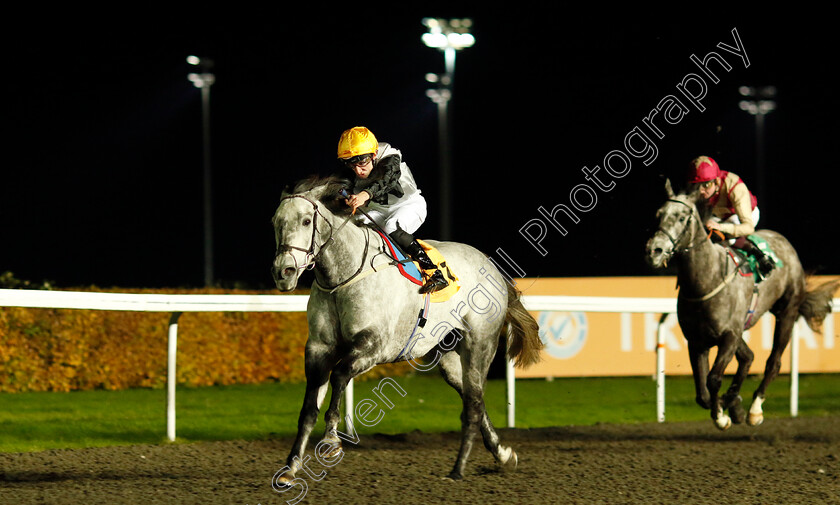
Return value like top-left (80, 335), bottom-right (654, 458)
top-left (187, 56), bottom-right (216, 287)
top-left (739, 85), bottom-right (776, 221)
top-left (422, 18), bottom-right (474, 241)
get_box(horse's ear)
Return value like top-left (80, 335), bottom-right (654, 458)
top-left (664, 177), bottom-right (675, 198)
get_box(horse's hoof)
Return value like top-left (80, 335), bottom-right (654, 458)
top-left (321, 441), bottom-right (343, 460)
top-left (729, 404), bottom-right (746, 424)
top-left (443, 472), bottom-right (464, 481)
top-left (499, 447), bottom-right (518, 472)
top-left (271, 470), bottom-right (296, 491)
top-left (747, 413), bottom-right (764, 426)
top-left (714, 414), bottom-right (732, 431)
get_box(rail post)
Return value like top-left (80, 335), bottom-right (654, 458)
top-left (656, 313), bottom-right (668, 423)
top-left (167, 312), bottom-right (182, 441)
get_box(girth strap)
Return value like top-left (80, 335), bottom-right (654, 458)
top-left (679, 268), bottom-right (739, 302)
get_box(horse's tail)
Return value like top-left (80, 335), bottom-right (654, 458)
top-left (798, 278), bottom-right (840, 332)
top-left (503, 282), bottom-right (544, 369)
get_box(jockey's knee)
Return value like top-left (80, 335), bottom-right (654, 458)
top-left (731, 236), bottom-right (748, 249)
top-left (389, 227), bottom-right (414, 249)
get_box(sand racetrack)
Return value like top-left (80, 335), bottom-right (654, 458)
top-left (1, 416), bottom-right (838, 504)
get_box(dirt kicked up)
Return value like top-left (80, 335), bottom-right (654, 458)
top-left (1, 416), bottom-right (838, 505)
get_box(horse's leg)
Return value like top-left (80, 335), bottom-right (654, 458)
top-left (749, 308), bottom-right (796, 426)
top-left (446, 330), bottom-right (510, 480)
top-left (437, 349), bottom-right (464, 393)
top-left (722, 338), bottom-right (754, 424)
top-left (448, 355), bottom-right (482, 480)
top-left (438, 349), bottom-right (517, 476)
top-left (706, 332), bottom-right (740, 430)
top-left (687, 340), bottom-right (711, 409)
top-left (320, 334), bottom-right (381, 455)
top-left (274, 344), bottom-right (334, 487)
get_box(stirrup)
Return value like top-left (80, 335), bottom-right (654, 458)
top-left (757, 257), bottom-right (775, 277)
top-left (419, 270), bottom-right (448, 294)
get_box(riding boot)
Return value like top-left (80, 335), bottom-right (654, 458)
top-left (735, 237), bottom-right (775, 277)
top-left (403, 240), bottom-right (449, 294)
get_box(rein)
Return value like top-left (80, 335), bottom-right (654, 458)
top-left (659, 198), bottom-right (739, 302)
top-left (277, 190), bottom-right (423, 294)
top-left (276, 194), bottom-right (367, 290)
top-left (655, 199), bottom-right (706, 265)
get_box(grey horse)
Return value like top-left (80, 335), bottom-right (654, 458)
top-left (270, 176), bottom-right (543, 482)
top-left (645, 180), bottom-right (838, 430)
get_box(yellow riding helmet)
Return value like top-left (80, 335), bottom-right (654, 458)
top-left (337, 127), bottom-right (378, 159)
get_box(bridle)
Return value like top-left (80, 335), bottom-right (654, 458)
top-left (274, 193), bottom-right (368, 290)
top-left (654, 199), bottom-right (706, 263)
top-left (275, 195), bottom-right (329, 270)
top-left (655, 198), bottom-right (743, 302)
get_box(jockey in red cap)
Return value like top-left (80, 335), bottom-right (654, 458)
top-left (688, 156), bottom-right (775, 276)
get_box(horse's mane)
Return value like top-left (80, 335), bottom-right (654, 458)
top-left (287, 175), bottom-right (353, 216)
top-left (680, 187), bottom-right (712, 223)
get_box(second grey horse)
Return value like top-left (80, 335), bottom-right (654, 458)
top-left (645, 180), bottom-right (837, 430)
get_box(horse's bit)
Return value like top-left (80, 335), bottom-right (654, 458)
top-left (275, 195), bottom-right (345, 270)
top-left (660, 198), bottom-right (741, 303)
top-left (275, 194), bottom-right (368, 290)
top-left (655, 199), bottom-right (705, 263)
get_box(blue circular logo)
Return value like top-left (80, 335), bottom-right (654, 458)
top-left (538, 312), bottom-right (588, 359)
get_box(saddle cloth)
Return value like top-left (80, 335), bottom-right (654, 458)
top-left (376, 231), bottom-right (460, 302)
top-left (745, 234), bottom-right (784, 281)
top-left (728, 234), bottom-right (784, 283)
top-left (376, 230), bottom-right (423, 286)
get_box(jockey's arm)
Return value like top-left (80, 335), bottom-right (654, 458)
top-left (345, 191), bottom-right (370, 213)
top-left (358, 155), bottom-right (402, 203)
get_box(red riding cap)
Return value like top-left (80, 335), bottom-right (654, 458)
top-left (688, 156), bottom-right (721, 183)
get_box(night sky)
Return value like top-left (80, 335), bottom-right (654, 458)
top-left (3, 11), bottom-right (837, 290)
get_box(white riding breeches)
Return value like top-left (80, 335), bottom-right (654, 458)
top-left (713, 206), bottom-right (760, 245)
top-left (360, 193), bottom-right (428, 235)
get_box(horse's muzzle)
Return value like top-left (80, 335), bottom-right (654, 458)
top-left (272, 255), bottom-right (299, 291)
top-left (645, 238), bottom-right (669, 269)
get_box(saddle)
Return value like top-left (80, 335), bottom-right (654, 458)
top-left (745, 234), bottom-right (783, 275)
top-left (726, 248), bottom-right (755, 278)
top-left (376, 231), bottom-right (460, 302)
top-left (712, 231), bottom-right (783, 283)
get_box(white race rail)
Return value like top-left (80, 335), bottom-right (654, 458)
top-left (519, 295), bottom-right (838, 425)
top-left (1, 289), bottom-right (836, 437)
top-left (519, 295), bottom-right (676, 427)
top-left (0, 289), bottom-right (307, 441)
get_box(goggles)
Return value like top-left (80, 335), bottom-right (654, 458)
top-left (342, 154), bottom-right (373, 168)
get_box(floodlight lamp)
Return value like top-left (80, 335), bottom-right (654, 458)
top-left (186, 55), bottom-right (215, 71)
top-left (188, 72), bottom-right (215, 88)
top-left (758, 100), bottom-right (776, 114)
top-left (447, 32), bottom-right (475, 49)
top-left (739, 101), bottom-right (758, 114)
top-left (422, 32), bottom-right (448, 48)
top-left (422, 17), bottom-right (442, 30)
top-left (422, 17), bottom-right (474, 50)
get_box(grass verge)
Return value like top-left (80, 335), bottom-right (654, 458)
top-left (1, 373), bottom-right (837, 453)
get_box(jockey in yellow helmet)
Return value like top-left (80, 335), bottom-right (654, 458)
top-left (337, 126), bottom-right (448, 294)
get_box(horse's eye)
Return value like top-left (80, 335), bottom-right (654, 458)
top-left (302, 218), bottom-right (312, 227)
top-left (679, 216), bottom-right (686, 222)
